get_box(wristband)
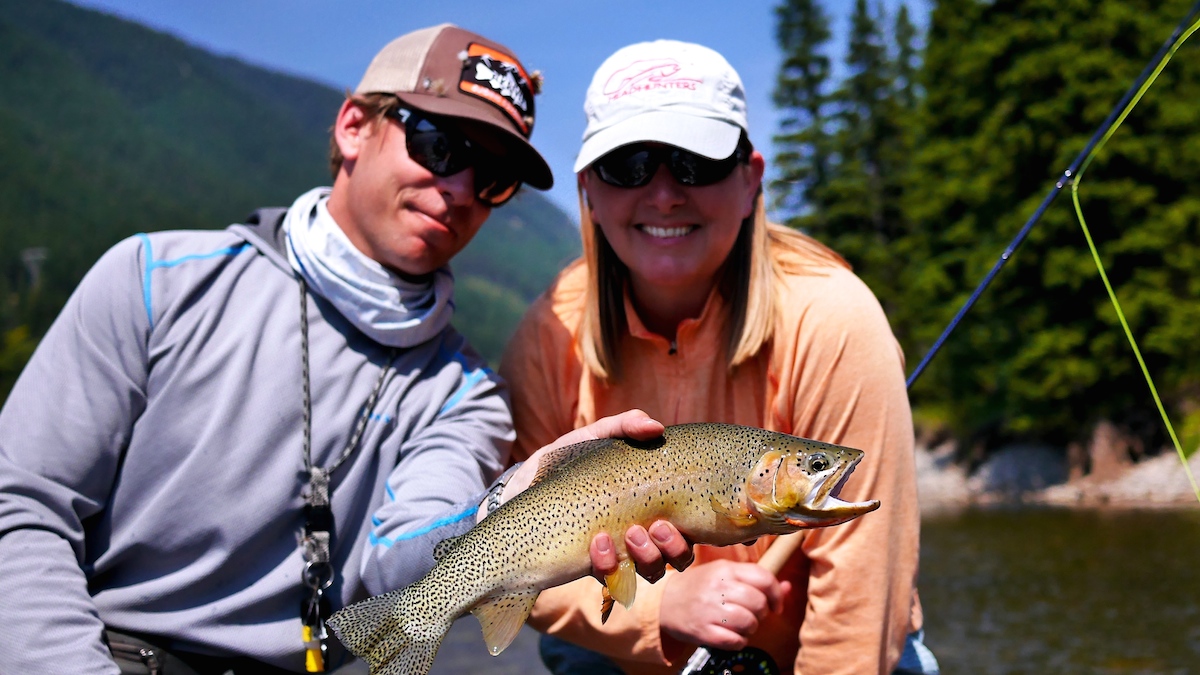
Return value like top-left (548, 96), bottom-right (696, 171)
top-left (484, 462), bottom-right (522, 514)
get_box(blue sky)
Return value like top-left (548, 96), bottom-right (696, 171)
top-left (69, 0), bottom-right (928, 217)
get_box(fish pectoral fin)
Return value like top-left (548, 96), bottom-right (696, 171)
top-left (470, 589), bottom-right (539, 657)
top-left (600, 586), bottom-right (615, 624)
top-left (709, 495), bottom-right (757, 527)
top-left (431, 535), bottom-right (464, 563)
top-left (603, 558), bottom-right (637, 612)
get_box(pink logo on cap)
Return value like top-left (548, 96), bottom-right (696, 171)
top-left (602, 58), bottom-right (702, 101)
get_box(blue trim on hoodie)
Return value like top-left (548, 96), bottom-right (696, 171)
top-left (368, 507), bottom-right (475, 548)
top-left (436, 348), bottom-right (496, 416)
top-left (137, 234), bottom-right (250, 329)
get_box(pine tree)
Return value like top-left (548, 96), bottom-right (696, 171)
top-left (893, 4), bottom-right (919, 111)
top-left (906, 0), bottom-right (1200, 452)
top-left (803, 0), bottom-right (916, 323)
top-left (825, 0), bottom-right (891, 245)
top-left (771, 0), bottom-right (833, 221)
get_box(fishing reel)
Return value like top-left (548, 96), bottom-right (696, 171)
top-left (690, 646), bottom-right (780, 675)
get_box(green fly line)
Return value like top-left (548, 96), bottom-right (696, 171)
top-left (1070, 16), bottom-right (1200, 505)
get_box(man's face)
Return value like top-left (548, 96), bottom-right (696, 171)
top-left (327, 101), bottom-right (497, 277)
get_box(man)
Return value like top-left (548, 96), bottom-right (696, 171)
top-left (0, 24), bottom-right (685, 674)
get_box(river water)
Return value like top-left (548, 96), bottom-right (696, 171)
top-left (919, 507), bottom-right (1200, 674)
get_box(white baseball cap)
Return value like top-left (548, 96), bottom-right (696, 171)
top-left (574, 39), bottom-right (748, 173)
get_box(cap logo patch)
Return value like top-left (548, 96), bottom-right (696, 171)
top-left (602, 58), bottom-right (702, 101)
top-left (459, 43), bottom-right (534, 135)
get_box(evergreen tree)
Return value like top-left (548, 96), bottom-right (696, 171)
top-left (893, 4), bottom-right (919, 111)
top-left (799, 0), bottom-right (917, 326)
top-left (906, 0), bottom-right (1200, 453)
top-left (771, 0), bottom-right (833, 221)
top-left (824, 0), bottom-right (891, 246)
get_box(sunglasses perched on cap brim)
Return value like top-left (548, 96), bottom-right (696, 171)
top-left (591, 139), bottom-right (751, 189)
top-left (386, 106), bottom-right (522, 207)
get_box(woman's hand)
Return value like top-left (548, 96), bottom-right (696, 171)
top-left (497, 409), bottom-right (694, 581)
top-left (505, 409), bottom-right (665, 495)
top-left (659, 559), bottom-right (789, 650)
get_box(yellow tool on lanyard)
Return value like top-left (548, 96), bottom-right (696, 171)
top-left (303, 623), bottom-right (326, 672)
top-left (300, 475), bottom-right (334, 673)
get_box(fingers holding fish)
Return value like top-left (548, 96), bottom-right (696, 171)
top-left (540, 408), bottom-right (665, 451)
top-left (632, 520), bottom-right (694, 578)
top-left (504, 409), bottom-right (667, 503)
top-left (585, 520), bottom-right (691, 585)
top-left (659, 560), bottom-right (787, 650)
top-left (588, 531), bottom-right (619, 580)
top-left (624, 525), bottom-right (666, 582)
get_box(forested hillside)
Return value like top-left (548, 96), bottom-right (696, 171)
top-left (0, 0), bottom-right (579, 395)
top-left (772, 0), bottom-right (1200, 458)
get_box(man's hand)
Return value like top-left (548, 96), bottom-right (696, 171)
top-left (497, 410), bottom-right (694, 582)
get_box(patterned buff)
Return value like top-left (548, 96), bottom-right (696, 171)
top-left (283, 187), bottom-right (455, 348)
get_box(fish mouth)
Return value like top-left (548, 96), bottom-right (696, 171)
top-left (786, 452), bottom-right (880, 527)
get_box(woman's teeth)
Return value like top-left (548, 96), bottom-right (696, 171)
top-left (641, 225), bottom-right (694, 239)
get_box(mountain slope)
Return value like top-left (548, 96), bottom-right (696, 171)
top-left (0, 0), bottom-right (579, 384)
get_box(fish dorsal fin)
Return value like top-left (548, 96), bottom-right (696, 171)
top-left (470, 589), bottom-right (540, 656)
top-left (603, 558), bottom-right (637, 612)
top-left (432, 535), bottom-right (464, 563)
top-left (530, 438), bottom-right (612, 486)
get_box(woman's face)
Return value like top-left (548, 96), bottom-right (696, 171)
top-left (580, 145), bottom-right (765, 298)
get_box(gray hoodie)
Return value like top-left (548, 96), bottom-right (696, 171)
top-left (0, 209), bottom-right (513, 672)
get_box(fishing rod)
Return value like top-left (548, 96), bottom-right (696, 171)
top-left (905, 0), bottom-right (1200, 389)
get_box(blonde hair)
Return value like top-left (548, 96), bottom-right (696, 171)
top-left (577, 185), bottom-right (849, 381)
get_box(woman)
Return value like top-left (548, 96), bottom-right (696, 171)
top-left (499, 39), bottom-right (938, 675)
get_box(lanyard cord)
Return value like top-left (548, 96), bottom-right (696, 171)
top-left (299, 278), bottom-right (394, 479)
top-left (297, 277), bottom-right (396, 671)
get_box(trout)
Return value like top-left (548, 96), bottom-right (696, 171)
top-left (328, 423), bottom-right (880, 675)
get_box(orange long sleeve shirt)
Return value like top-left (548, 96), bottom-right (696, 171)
top-left (499, 251), bottom-right (922, 675)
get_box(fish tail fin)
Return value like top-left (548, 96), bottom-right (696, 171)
top-left (328, 586), bottom-right (452, 675)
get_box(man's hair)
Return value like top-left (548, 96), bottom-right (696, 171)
top-left (575, 145), bottom-right (850, 381)
top-left (328, 92), bottom-right (400, 179)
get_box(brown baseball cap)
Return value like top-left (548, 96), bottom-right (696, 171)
top-left (356, 24), bottom-right (553, 190)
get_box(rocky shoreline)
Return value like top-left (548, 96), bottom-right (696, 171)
top-left (915, 441), bottom-right (1200, 513)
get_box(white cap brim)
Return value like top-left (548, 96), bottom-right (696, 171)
top-left (573, 110), bottom-right (743, 173)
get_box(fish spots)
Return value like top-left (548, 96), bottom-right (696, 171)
top-left (332, 423), bottom-right (872, 675)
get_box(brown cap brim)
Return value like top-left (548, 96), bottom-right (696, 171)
top-left (397, 92), bottom-right (553, 191)
top-left (397, 92), bottom-right (553, 190)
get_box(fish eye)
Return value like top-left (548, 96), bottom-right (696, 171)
top-left (807, 454), bottom-right (830, 473)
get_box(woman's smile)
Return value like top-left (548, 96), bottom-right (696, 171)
top-left (638, 224), bottom-right (698, 239)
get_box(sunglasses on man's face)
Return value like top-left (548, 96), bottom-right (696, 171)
top-left (387, 106), bottom-right (522, 207)
top-left (591, 140), bottom-right (750, 189)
